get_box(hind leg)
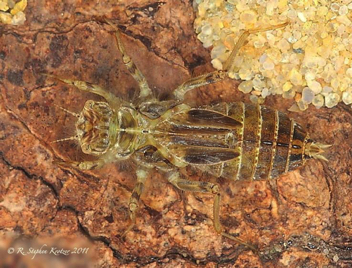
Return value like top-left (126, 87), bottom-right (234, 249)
top-left (167, 171), bottom-right (256, 250)
top-left (172, 22), bottom-right (288, 101)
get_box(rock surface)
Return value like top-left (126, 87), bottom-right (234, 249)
top-left (0, 0), bottom-right (351, 267)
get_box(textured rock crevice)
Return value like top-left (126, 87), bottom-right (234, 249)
top-left (0, 0), bottom-right (351, 267)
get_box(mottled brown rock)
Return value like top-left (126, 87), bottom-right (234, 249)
top-left (0, 0), bottom-right (351, 267)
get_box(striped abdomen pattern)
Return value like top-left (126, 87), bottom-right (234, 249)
top-left (153, 102), bottom-right (310, 181)
top-left (233, 102), bottom-right (308, 181)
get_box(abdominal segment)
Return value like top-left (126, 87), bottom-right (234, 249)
top-left (153, 102), bottom-right (307, 181)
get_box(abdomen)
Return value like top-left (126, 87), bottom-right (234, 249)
top-left (153, 102), bottom-right (309, 181)
top-left (223, 102), bottom-right (307, 180)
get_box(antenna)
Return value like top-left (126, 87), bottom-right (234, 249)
top-left (54, 104), bottom-right (79, 118)
top-left (52, 136), bottom-right (79, 143)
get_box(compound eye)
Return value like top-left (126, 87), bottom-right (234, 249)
top-left (85, 100), bottom-right (94, 109)
top-left (83, 144), bottom-right (91, 153)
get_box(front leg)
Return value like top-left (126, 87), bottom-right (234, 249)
top-left (105, 20), bottom-right (153, 101)
top-left (44, 74), bottom-right (124, 109)
top-left (54, 147), bottom-right (122, 170)
top-left (54, 158), bottom-right (108, 170)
